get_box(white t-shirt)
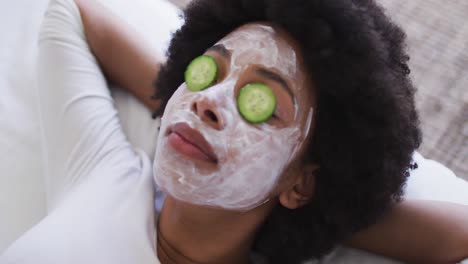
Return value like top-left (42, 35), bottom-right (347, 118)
top-left (1, 0), bottom-right (159, 263)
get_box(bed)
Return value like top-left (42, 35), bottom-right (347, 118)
top-left (0, 0), bottom-right (467, 262)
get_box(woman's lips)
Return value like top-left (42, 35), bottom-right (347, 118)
top-left (167, 122), bottom-right (218, 164)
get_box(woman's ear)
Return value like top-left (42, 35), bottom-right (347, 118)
top-left (279, 163), bottom-right (318, 210)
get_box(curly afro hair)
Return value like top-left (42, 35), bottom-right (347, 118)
top-left (153, 0), bottom-right (422, 262)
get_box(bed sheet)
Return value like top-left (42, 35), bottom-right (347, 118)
top-left (0, 0), bottom-right (467, 262)
top-left (0, 0), bottom-right (50, 251)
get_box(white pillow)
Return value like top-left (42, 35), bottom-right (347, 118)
top-left (0, 0), bottom-right (54, 252)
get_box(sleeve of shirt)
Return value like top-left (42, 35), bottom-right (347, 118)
top-left (37, 0), bottom-right (138, 210)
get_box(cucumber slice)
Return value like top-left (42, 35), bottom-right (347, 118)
top-left (237, 83), bottom-right (276, 123)
top-left (184, 55), bottom-right (218, 92)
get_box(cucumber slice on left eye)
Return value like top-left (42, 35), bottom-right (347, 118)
top-left (185, 55), bottom-right (218, 92)
top-left (237, 83), bottom-right (277, 123)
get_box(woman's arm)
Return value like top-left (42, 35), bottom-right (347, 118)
top-left (347, 199), bottom-right (468, 263)
top-left (74, 0), bottom-right (161, 112)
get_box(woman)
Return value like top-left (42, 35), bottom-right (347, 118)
top-left (1, 0), bottom-right (468, 263)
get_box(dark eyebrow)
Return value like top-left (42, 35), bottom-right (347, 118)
top-left (255, 68), bottom-right (294, 99)
top-left (206, 44), bottom-right (230, 58)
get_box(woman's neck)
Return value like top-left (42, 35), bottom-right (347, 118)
top-left (156, 196), bottom-right (276, 264)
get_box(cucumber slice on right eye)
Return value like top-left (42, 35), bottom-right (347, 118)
top-left (237, 83), bottom-right (277, 123)
top-left (185, 55), bottom-right (218, 92)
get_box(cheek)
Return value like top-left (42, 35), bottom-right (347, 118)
top-left (164, 85), bottom-right (191, 113)
top-left (225, 125), bottom-right (302, 173)
top-left (160, 85), bottom-right (201, 128)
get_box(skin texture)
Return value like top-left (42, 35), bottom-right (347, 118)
top-left (153, 23), bottom-right (316, 211)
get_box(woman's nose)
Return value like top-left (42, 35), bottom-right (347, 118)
top-left (191, 98), bottom-right (224, 130)
top-left (191, 99), bottom-right (225, 130)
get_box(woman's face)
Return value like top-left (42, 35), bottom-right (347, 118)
top-left (153, 23), bottom-right (316, 211)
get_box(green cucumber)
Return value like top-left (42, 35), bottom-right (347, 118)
top-left (184, 55), bottom-right (218, 92)
top-left (237, 83), bottom-right (276, 123)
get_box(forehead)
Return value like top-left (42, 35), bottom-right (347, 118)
top-left (215, 23), bottom-right (300, 77)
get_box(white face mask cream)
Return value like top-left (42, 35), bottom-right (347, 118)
top-left (153, 23), bottom-right (314, 211)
